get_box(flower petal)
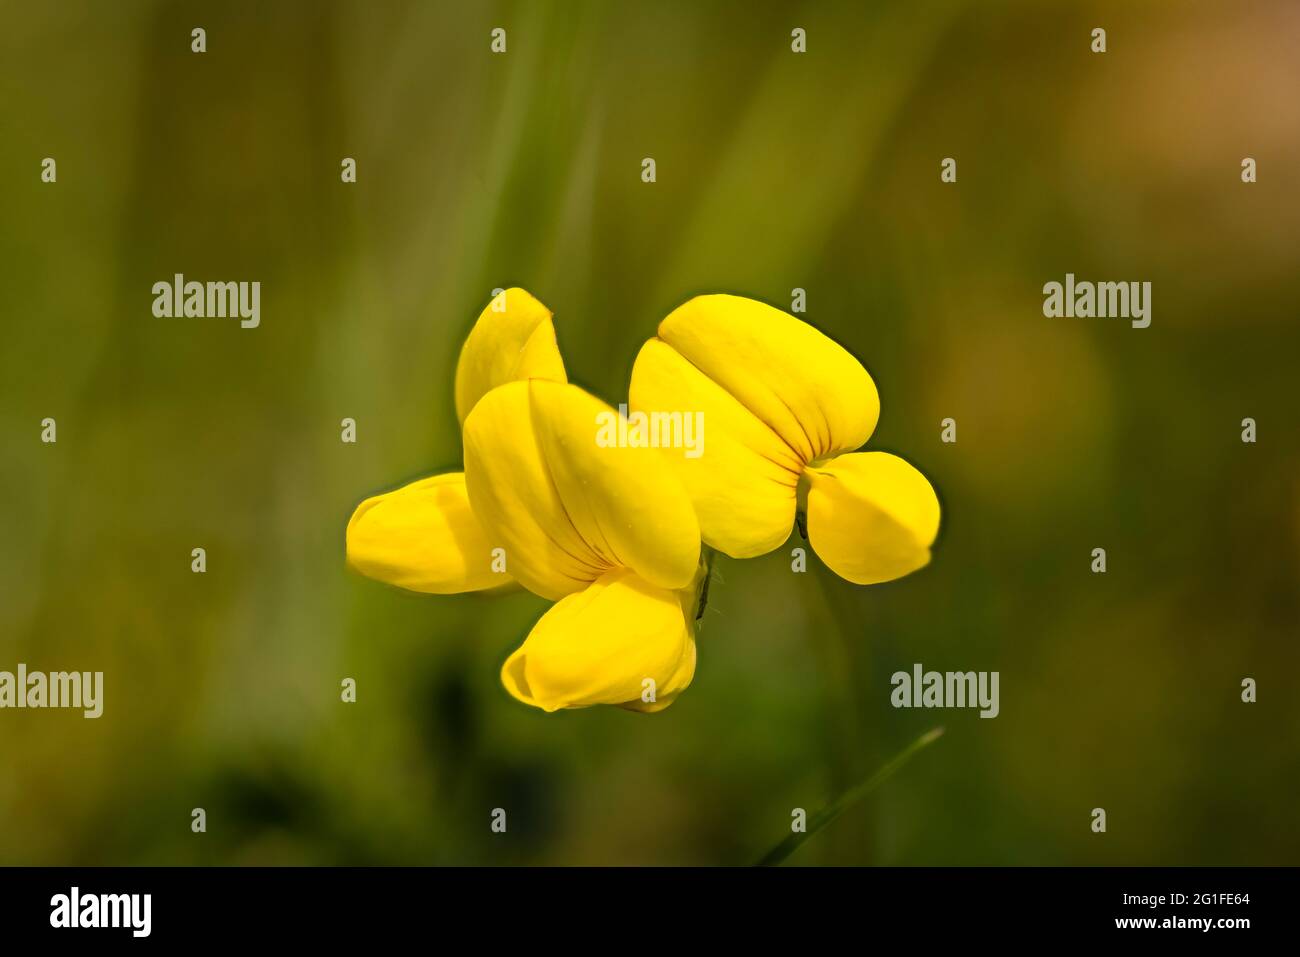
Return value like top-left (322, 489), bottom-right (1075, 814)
top-left (805, 451), bottom-right (941, 585)
top-left (629, 337), bottom-right (799, 558)
top-left (462, 381), bottom-right (609, 600)
top-left (500, 568), bottom-right (696, 712)
top-left (529, 379), bottom-right (701, 590)
top-left (346, 472), bottom-right (512, 593)
top-left (453, 287), bottom-right (567, 423)
top-left (655, 294), bottom-right (879, 463)
top-left (462, 380), bottom-right (701, 599)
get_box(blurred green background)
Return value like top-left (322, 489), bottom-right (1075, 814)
top-left (2, 0), bottom-right (1297, 865)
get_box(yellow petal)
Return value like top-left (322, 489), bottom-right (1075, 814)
top-left (629, 337), bottom-right (799, 558)
top-left (805, 452), bottom-right (941, 585)
top-left (529, 379), bottom-right (701, 591)
top-left (453, 288), bottom-right (567, 424)
top-left (462, 380), bottom-right (701, 600)
top-left (656, 294), bottom-right (879, 464)
top-left (500, 568), bottom-right (696, 712)
top-left (462, 382), bottom-right (609, 600)
top-left (346, 472), bottom-right (512, 593)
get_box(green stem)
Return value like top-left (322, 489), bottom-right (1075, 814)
top-left (755, 727), bottom-right (945, 866)
top-left (807, 559), bottom-right (868, 859)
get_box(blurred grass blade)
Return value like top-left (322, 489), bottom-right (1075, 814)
top-left (756, 727), bottom-right (945, 866)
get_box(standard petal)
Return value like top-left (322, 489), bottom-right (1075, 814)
top-left (500, 568), bottom-right (697, 712)
top-left (805, 451), bottom-right (941, 585)
top-left (453, 287), bottom-right (567, 423)
top-left (462, 381), bottom-right (609, 600)
top-left (629, 337), bottom-right (799, 558)
top-left (464, 380), bottom-right (701, 597)
top-left (656, 294), bottom-right (879, 464)
top-left (346, 472), bottom-right (512, 593)
top-left (529, 379), bottom-right (701, 590)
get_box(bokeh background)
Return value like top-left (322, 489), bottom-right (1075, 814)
top-left (2, 0), bottom-right (1297, 865)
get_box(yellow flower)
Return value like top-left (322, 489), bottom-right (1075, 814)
top-left (349, 287), bottom-right (938, 716)
top-left (463, 379), bottom-right (701, 713)
top-left (346, 288), bottom-right (564, 594)
top-left (347, 288), bottom-right (701, 713)
top-left (629, 294), bottom-right (940, 585)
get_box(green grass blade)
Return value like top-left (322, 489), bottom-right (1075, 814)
top-left (756, 727), bottom-right (945, 866)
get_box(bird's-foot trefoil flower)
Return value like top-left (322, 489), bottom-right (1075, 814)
top-left (347, 289), bottom-right (706, 713)
top-left (462, 379), bottom-right (703, 713)
top-left (347, 287), bottom-right (940, 716)
top-left (629, 294), bottom-right (941, 585)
